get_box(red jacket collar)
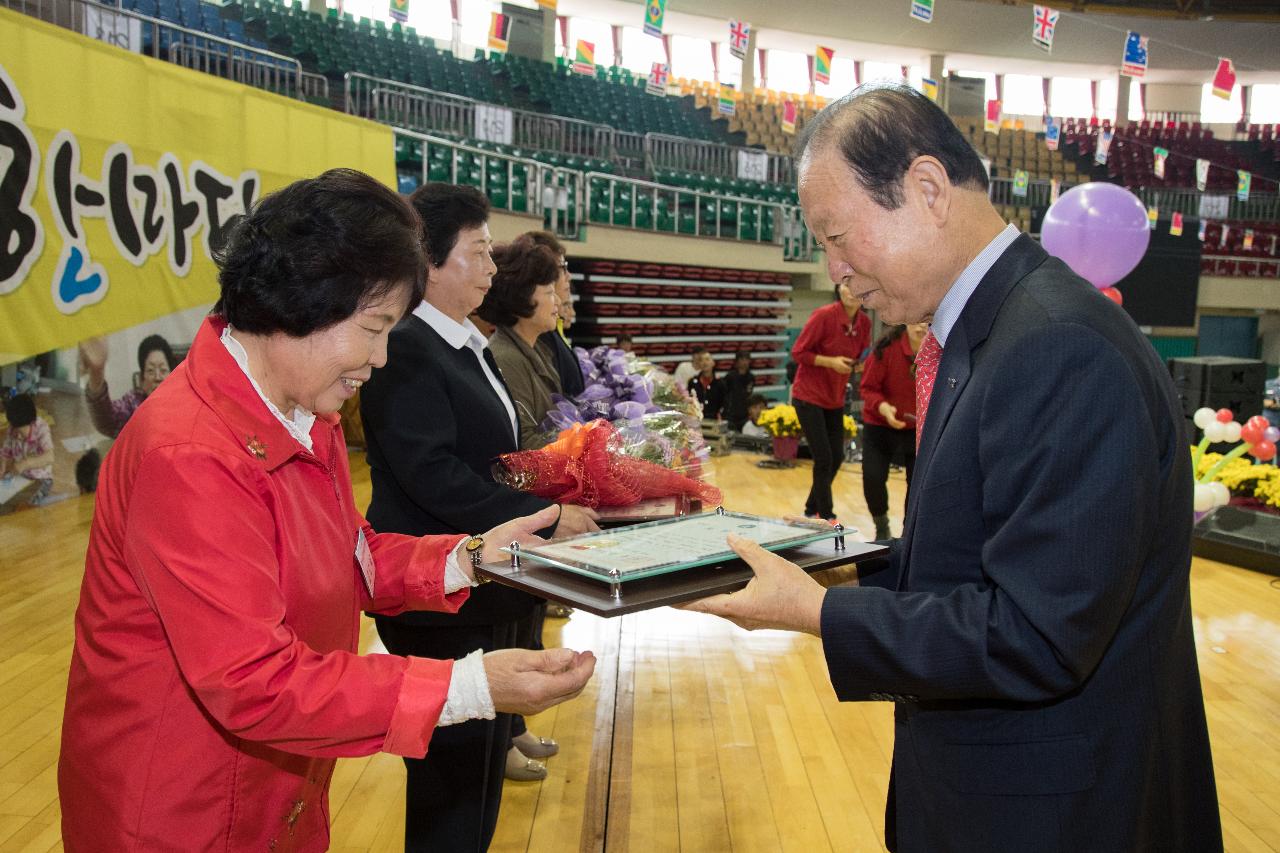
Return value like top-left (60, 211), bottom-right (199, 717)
top-left (184, 316), bottom-right (340, 471)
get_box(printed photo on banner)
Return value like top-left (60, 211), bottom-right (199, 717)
top-left (1244, 228), bottom-right (1255, 251)
top-left (1153, 146), bottom-right (1168, 179)
top-left (388, 0), bottom-right (407, 23)
top-left (1147, 206), bottom-right (1159, 230)
top-left (984, 99), bottom-right (1001, 134)
top-left (910, 0), bottom-right (934, 23)
top-left (1013, 170), bottom-right (1029, 198)
top-left (921, 77), bottom-right (938, 102)
top-left (1170, 211), bottom-right (1184, 237)
top-left (1197, 218), bottom-right (1207, 241)
top-left (1196, 159), bottom-right (1210, 191)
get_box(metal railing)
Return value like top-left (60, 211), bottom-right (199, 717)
top-left (643, 133), bottom-right (794, 185)
top-left (349, 74), bottom-right (619, 164)
top-left (5, 0), bottom-right (319, 102)
top-left (988, 175), bottom-right (1082, 211)
top-left (395, 129), bottom-right (584, 240)
top-left (1201, 255), bottom-right (1280, 277)
top-left (1134, 187), bottom-right (1280, 223)
top-left (582, 171), bottom-right (815, 260)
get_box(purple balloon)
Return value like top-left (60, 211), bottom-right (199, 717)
top-left (1266, 426), bottom-right (1280, 444)
top-left (1040, 183), bottom-right (1151, 289)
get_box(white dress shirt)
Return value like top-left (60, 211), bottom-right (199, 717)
top-left (930, 223), bottom-right (1021, 347)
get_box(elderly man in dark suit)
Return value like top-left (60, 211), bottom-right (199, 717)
top-left (686, 84), bottom-right (1221, 853)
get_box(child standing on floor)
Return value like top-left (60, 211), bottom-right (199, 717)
top-left (1, 394), bottom-right (54, 506)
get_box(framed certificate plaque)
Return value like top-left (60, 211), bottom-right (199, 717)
top-left (476, 509), bottom-right (889, 617)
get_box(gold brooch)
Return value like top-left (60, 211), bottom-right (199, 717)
top-left (246, 435), bottom-right (267, 459)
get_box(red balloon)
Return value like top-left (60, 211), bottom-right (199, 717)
top-left (1247, 415), bottom-right (1270, 433)
top-left (1100, 287), bottom-right (1123, 305)
top-left (1242, 422), bottom-right (1266, 445)
top-left (1252, 439), bottom-right (1277, 462)
top-left (1215, 408), bottom-right (1234, 423)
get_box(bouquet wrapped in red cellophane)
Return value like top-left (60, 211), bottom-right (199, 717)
top-left (493, 419), bottom-right (723, 509)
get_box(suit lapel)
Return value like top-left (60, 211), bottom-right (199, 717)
top-left (896, 235), bottom-right (1050, 589)
top-left (483, 346), bottom-right (521, 446)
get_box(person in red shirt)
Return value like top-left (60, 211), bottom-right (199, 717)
top-left (859, 322), bottom-right (928, 539)
top-left (790, 282), bottom-right (871, 520)
top-left (57, 170), bottom-right (596, 853)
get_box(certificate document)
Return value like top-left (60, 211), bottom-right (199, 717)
top-left (507, 511), bottom-right (839, 582)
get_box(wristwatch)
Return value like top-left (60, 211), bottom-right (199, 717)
top-left (463, 535), bottom-right (489, 583)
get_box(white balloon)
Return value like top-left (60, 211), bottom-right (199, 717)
top-left (1208, 482), bottom-right (1231, 508)
top-left (1222, 421), bottom-right (1242, 443)
top-left (1193, 484), bottom-right (1215, 512)
top-left (1193, 407), bottom-right (1217, 429)
top-left (1204, 421), bottom-right (1228, 443)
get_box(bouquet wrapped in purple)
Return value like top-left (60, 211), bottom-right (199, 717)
top-left (536, 346), bottom-right (710, 477)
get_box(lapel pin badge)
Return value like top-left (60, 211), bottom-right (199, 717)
top-left (246, 435), bottom-right (267, 459)
top-left (947, 377), bottom-right (957, 389)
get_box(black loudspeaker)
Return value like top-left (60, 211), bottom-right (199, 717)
top-left (1169, 356), bottom-right (1266, 422)
top-left (1193, 506), bottom-right (1280, 577)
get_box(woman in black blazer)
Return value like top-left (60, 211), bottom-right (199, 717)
top-left (360, 184), bottom-right (598, 853)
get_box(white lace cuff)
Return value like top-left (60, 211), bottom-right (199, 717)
top-left (442, 542), bottom-right (475, 594)
top-left (437, 649), bottom-right (495, 727)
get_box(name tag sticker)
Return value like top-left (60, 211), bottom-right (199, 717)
top-left (356, 528), bottom-right (376, 597)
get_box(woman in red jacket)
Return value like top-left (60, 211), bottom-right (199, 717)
top-left (57, 170), bottom-right (595, 853)
top-left (790, 283), bottom-right (871, 521)
top-left (859, 323), bottom-right (928, 540)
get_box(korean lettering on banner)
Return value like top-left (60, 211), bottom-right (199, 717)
top-left (737, 150), bottom-right (768, 182)
top-left (0, 11), bottom-right (395, 363)
top-left (82, 5), bottom-right (141, 53)
top-left (474, 104), bottom-right (513, 145)
top-left (1198, 194), bottom-right (1229, 219)
top-left (910, 0), bottom-right (934, 23)
top-left (1121, 31), bottom-right (1148, 78)
top-left (0, 65), bottom-right (258, 314)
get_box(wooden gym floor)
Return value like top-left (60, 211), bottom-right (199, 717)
top-left (1, 449), bottom-right (1278, 852)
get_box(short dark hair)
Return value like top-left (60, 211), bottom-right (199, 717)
top-left (746, 394), bottom-right (768, 409)
top-left (4, 393), bottom-right (36, 429)
top-left (137, 335), bottom-right (175, 374)
top-left (524, 230), bottom-right (566, 258)
top-left (734, 351), bottom-right (752, 362)
top-left (797, 82), bottom-right (989, 210)
top-left (410, 183), bottom-right (490, 267)
top-left (617, 334), bottom-right (634, 345)
top-left (477, 236), bottom-right (560, 328)
top-left (691, 346), bottom-right (710, 356)
top-left (214, 169), bottom-right (425, 337)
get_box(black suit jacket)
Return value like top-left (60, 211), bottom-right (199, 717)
top-left (360, 313), bottom-right (551, 626)
top-left (825, 236), bottom-right (1221, 852)
top-left (538, 329), bottom-right (585, 397)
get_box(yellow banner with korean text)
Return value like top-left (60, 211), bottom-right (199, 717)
top-left (0, 8), bottom-right (395, 362)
